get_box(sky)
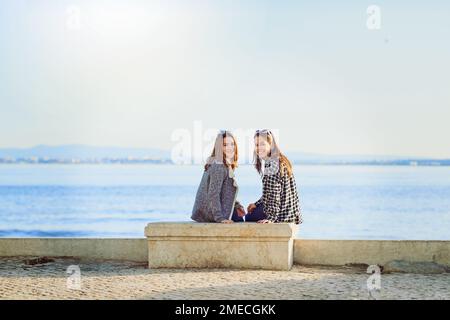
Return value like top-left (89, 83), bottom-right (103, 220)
top-left (0, 0), bottom-right (449, 158)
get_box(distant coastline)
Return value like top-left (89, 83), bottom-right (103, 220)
top-left (1, 144), bottom-right (449, 166)
top-left (0, 157), bottom-right (172, 165)
top-left (1, 158), bottom-right (449, 166)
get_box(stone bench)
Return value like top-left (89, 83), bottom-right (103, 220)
top-left (144, 222), bottom-right (297, 271)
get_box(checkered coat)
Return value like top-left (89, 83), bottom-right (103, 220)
top-left (255, 159), bottom-right (302, 224)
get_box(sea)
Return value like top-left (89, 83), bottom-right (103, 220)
top-left (0, 164), bottom-right (449, 239)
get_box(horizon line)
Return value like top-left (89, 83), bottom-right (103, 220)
top-left (0, 143), bottom-right (449, 160)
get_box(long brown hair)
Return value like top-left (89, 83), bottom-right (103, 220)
top-left (254, 130), bottom-right (293, 177)
top-left (204, 131), bottom-right (239, 171)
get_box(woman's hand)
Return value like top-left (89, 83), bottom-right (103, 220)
top-left (247, 203), bottom-right (256, 213)
top-left (221, 219), bottom-right (234, 224)
top-left (257, 219), bottom-right (273, 224)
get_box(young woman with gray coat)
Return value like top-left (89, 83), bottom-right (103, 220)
top-left (191, 131), bottom-right (245, 223)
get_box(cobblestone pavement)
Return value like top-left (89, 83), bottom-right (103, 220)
top-left (0, 257), bottom-right (448, 300)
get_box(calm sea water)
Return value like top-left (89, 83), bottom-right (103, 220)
top-left (0, 164), bottom-right (449, 239)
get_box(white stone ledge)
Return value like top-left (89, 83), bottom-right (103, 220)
top-left (295, 239), bottom-right (450, 266)
top-left (145, 222), bottom-right (297, 270)
top-left (147, 237), bottom-right (289, 242)
top-left (0, 238), bottom-right (147, 262)
top-left (144, 222), bottom-right (296, 238)
top-left (1, 237), bottom-right (449, 269)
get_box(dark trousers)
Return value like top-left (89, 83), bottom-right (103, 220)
top-left (231, 202), bottom-right (266, 222)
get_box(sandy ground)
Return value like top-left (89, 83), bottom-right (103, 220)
top-left (0, 257), bottom-right (449, 300)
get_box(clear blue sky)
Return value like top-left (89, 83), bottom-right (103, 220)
top-left (1, 0), bottom-right (449, 157)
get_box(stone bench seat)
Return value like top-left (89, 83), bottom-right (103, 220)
top-left (144, 222), bottom-right (297, 271)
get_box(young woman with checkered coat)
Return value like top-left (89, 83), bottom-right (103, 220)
top-left (232, 130), bottom-right (302, 224)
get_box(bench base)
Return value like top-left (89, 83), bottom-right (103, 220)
top-left (144, 222), bottom-right (297, 271)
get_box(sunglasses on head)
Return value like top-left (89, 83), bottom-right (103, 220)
top-left (255, 129), bottom-right (272, 136)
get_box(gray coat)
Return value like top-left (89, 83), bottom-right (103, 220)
top-left (191, 163), bottom-right (242, 223)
